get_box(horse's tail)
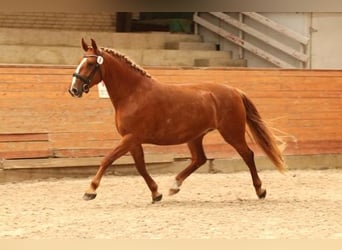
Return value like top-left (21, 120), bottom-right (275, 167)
top-left (239, 91), bottom-right (287, 173)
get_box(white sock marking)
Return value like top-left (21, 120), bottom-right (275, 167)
top-left (171, 180), bottom-right (180, 190)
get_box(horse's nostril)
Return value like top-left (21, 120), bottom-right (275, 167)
top-left (83, 84), bottom-right (89, 93)
top-left (72, 88), bottom-right (78, 95)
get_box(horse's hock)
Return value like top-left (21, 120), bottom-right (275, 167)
top-left (0, 66), bottom-right (341, 179)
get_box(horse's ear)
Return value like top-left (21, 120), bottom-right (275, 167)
top-left (90, 38), bottom-right (99, 52)
top-left (81, 38), bottom-right (88, 51)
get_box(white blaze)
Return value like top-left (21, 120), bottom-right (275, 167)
top-left (70, 58), bottom-right (87, 90)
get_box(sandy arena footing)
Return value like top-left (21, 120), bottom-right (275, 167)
top-left (0, 169), bottom-right (341, 239)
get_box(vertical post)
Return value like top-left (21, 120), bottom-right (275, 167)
top-left (300, 44), bottom-right (307, 69)
top-left (194, 12), bottom-right (199, 35)
top-left (238, 13), bottom-right (245, 59)
top-left (116, 12), bottom-right (132, 32)
top-left (305, 12), bottom-right (314, 69)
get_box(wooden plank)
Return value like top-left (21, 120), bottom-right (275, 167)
top-left (0, 133), bottom-right (48, 142)
top-left (285, 141), bottom-right (342, 155)
top-left (210, 12), bottom-right (308, 62)
top-left (0, 82), bottom-right (72, 91)
top-left (50, 138), bottom-right (119, 149)
top-left (0, 150), bottom-right (52, 159)
top-left (193, 15), bottom-right (294, 68)
top-left (53, 148), bottom-right (111, 158)
top-left (0, 74), bottom-right (70, 82)
top-left (0, 65), bottom-right (74, 74)
top-left (3, 154), bottom-right (174, 170)
top-left (49, 131), bottom-right (119, 141)
top-left (0, 141), bottom-right (50, 151)
top-left (242, 12), bottom-right (310, 45)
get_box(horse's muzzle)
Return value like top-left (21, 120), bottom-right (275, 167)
top-left (69, 87), bottom-right (83, 98)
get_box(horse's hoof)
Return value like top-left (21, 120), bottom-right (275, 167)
top-left (83, 193), bottom-right (97, 201)
top-left (169, 188), bottom-right (180, 196)
top-left (257, 189), bottom-right (267, 199)
top-left (152, 194), bottom-right (163, 204)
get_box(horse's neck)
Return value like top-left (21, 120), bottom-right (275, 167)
top-left (102, 62), bottom-right (150, 108)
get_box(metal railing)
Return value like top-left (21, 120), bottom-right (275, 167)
top-left (194, 12), bottom-right (310, 68)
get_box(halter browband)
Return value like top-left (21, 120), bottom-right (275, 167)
top-left (72, 53), bottom-right (103, 93)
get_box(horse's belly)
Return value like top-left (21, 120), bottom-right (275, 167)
top-left (145, 129), bottom-right (212, 145)
top-left (144, 112), bottom-right (216, 145)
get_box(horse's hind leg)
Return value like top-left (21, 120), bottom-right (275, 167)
top-left (169, 135), bottom-right (207, 196)
top-left (233, 141), bottom-right (266, 199)
top-left (219, 126), bottom-right (266, 199)
top-left (130, 145), bottom-right (162, 203)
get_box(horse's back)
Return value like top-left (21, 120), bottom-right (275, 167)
top-left (154, 81), bottom-right (244, 125)
top-left (173, 82), bottom-right (247, 131)
top-left (171, 82), bottom-right (243, 113)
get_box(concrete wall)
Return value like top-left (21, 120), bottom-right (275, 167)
top-left (198, 12), bottom-right (342, 69)
top-left (311, 13), bottom-right (342, 69)
top-left (0, 29), bottom-right (209, 66)
top-left (0, 12), bottom-right (116, 31)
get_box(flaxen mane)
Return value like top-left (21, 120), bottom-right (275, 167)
top-left (101, 47), bottom-right (151, 78)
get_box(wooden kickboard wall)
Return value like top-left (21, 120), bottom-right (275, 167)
top-left (0, 65), bottom-right (341, 160)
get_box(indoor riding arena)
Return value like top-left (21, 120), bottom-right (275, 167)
top-left (0, 11), bottom-right (342, 239)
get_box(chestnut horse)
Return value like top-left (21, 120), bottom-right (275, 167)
top-left (69, 38), bottom-right (286, 203)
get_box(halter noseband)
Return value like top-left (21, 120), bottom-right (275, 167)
top-left (72, 53), bottom-right (104, 93)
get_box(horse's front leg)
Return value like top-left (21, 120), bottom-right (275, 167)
top-left (83, 135), bottom-right (135, 200)
top-left (130, 145), bottom-right (162, 203)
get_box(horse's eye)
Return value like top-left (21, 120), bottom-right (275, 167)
top-left (87, 62), bottom-right (94, 67)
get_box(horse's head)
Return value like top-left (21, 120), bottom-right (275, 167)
top-left (69, 38), bottom-right (104, 97)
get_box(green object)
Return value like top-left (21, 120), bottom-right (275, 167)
top-left (169, 19), bottom-right (192, 33)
